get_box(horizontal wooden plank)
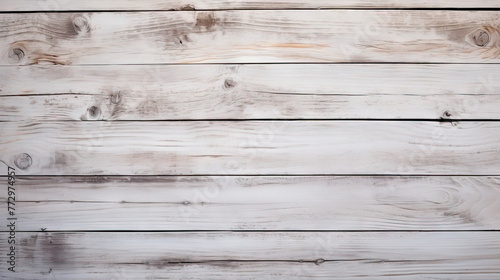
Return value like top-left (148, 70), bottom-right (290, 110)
top-left (2, 261), bottom-right (499, 280)
top-left (1, 11), bottom-right (499, 64)
top-left (2, 64), bottom-right (500, 120)
top-left (1, 176), bottom-right (499, 230)
top-left (0, 232), bottom-right (499, 279)
top-left (1, 121), bottom-right (499, 176)
top-left (2, 0), bottom-right (500, 11)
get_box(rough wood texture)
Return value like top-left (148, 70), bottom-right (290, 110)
top-left (0, 232), bottom-right (499, 279)
top-left (2, 64), bottom-right (500, 120)
top-left (0, 176), bottom-right (498, 231)
top-left (1, 121), bottom-right (499, 176)
top-left (1, 1), bottom-right (500, 279)
top-left (2, 262), bottom-right (499, 280)
top-left (1, 11), bottom-right (500, 65)
top-left (2, 0), bottom-right (500, 11)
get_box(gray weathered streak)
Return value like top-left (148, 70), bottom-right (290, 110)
top-left (1, 64), bottom-right (500, 120)
top-left (0, 176), bottom-right (498, 231)
top-left (0, 232), bottom-right (499, 279)
top-left (1, 121), bottom-right (500, 176)
top-left (1, 1), bottom-right (500, 279)
top-left (1, 11), bottom-right (500, 65)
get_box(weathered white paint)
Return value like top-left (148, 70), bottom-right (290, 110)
top-left (2, 0), bottom-right (500, 11)
top-left (1, 176), bottom-right (498, 231)
top-left (1, 11), bottom-right (499, 65)
top-left (1, 121), bottom-right (499, 176)
top-left (0, 232), bottom-right (499, 279)
top-left (1, 64), bottom-right (500, 120)
top-left (1, 2), bottom-right (499, 279)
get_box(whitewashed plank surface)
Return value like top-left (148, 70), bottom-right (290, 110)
top-left (1, 11), bottom-right (500, 65)
top-left (0, 176), bottom-right (498, 230)
top-left (2, 261), bottom-right (499, 280)
top-left (2, 0), bottom-right (500, 11)
top-left (1, 121), bottom-right (500, 175)
top-left (2, 64), bottom-right (500, 120)
top-left (0, 232), bottom-right (499, 279)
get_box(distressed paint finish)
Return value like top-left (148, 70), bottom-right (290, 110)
top-left (0, 232), bottom-right (499, 279)
top-left (0, 176), bottom-right (498, 231)
top-left (1, 1), bottom-right (500, 279)
top-left (2, 0), bottom-right (500, 11)
top-left (1, 121), bottom-right (499, 175)
top-left (1, 64), bottom-right (500, 120)
top-left (1, 11), bottom-right (500, 65)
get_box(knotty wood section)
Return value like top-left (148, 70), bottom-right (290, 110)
top-left (0, 176), bottom-right (498, 231)
top-left (0, 232), bottom-right (499, 279)
top-left (1, 121), bottom-right (499, 175)
top-left (1, 1), bottom-right (500, 279)
top-left (2, 64), bottom-right (500, 120)
top-left (2, 0), bottom-right (500, 11)
top-left (1, 11), bottom-right (500, 65)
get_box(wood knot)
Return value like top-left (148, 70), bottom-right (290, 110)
top-left (87, 106), bottom-right (101, 119)
top-left (442, 110), bottom-right (452, 118)
top-left (14, 153), bottom-right (32, 170)
top-left (471, 29), bottom-right (490, 47)
top-left (110, 92), bottom-right (122, 104)
top-left (72, 14), bottom-right (91, 35)
top-left (223, 78), bottom-right (236, 90)
top-left (8, 47), bottom-right (26, 64)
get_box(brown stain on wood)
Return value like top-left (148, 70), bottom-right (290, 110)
top-left (31, 53), bottom-right (69, 66)
top-left (195, 12), bottom-right (218, 30)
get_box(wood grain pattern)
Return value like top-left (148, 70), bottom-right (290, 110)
top-left (0, 232), bottom-right (499, 279)
top-left (2, 262), bottom-right (499, 280)
top-left (2, 64), bottom-right (500, 120)
top-left (1, 176), bottom-right (498, 231)
top-left (1, 11), bottom-right (500, 65)
top-left (1, 121), bottom-right (500, 176)
top-left (1, 1), bottom-right (499, 279)
top-left (2, 0), bottom-right (500, 11)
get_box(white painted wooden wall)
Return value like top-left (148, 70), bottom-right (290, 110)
top-left (1, 1), bottom-right (500, 279)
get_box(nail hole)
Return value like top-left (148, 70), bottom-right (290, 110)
top-left (14, 153), bottom-right (32, 170)
top-left (443, 110), bottom-right (452, 118)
